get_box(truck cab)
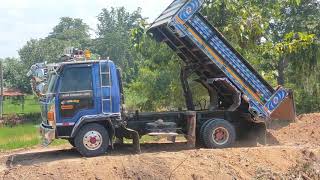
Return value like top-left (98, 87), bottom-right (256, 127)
top-left (38, 60), bottom-right (124, 156)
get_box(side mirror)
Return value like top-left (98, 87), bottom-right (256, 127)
top-left (36, 82), bottom-right (46, 94)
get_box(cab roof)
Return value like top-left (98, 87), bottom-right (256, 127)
top-left (47, 60), bottom-right (114, 72)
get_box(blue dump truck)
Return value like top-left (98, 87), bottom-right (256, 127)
top-left (28, 0), bottom-right (295, 157)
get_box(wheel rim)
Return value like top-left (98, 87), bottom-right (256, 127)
top-left (212, 127), bottom-right (229, 145)
top-left (83, 131), bottom-right (103, 150)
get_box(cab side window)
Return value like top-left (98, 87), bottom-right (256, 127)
top-left (59, 66), bottom-right (94, 119)
top-left (60, 67), bottom-right (92, 92)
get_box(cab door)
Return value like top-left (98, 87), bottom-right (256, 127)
top-left (56, 64), bottom-right (97, 136)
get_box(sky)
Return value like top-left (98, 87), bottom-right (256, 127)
top-left (0, 0), bottom-right (172, 58)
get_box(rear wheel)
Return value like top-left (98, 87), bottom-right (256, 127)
top-left (202, 119), bottom-right (236, 148)
top-left (74, 123), bottom-right (109, 157)
top-left (197, 120), bottom-right (213, 146)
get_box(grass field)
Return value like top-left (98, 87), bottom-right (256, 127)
top-left (0, 123), bottom-right (39, 150)
top-left (3, 95), bottom-right (40, 114)
top-left (0, 95), bottom-right (46, 151)
top-left (0, 123), bottom-right (67, 151)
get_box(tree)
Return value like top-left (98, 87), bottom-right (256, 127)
top-left (49, 17), bottom-right (91, 48)
top-left (126, 22), bottom-right (209, 111)
top-left (263, 0), bottom-right (320, 85)
top-left (5, 2), bottom-right (318, 113)
top-left (20, 17), bottom-right (91, 66)
top-left (17, 17), bottom-right (92, 92)
top-left (3, 58), bottom-right (30, 92)
top-left (203, 0), bottom-right (320, 113)
top-left (94, 7), bottom-right (143, 82)
top-left (19, 38), bottom-right (73, 68)
top-left (126, 33), bottom-right (185, 111)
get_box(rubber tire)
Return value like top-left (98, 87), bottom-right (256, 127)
top-left (74, 123), bottom-right (109, 157)
top-left (68, 138), bottom-right (75, 147)
top-left (197, 120), bottom-right (214, 146)
top-left (202, 119), bottom-right (236, 149)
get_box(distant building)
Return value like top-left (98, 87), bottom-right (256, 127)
top-left (3, 88), bottom-right (24, 97)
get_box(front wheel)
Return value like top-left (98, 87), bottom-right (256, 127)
top-left (74, 123), bottom-right (109, 157)
top-left (202, 119), bottom-right (236, 148)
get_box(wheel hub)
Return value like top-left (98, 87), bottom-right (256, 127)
top-left (90, 137), bottom-right (97, 144)
top-left (215, 129), bottom-right (225, 141)
top-left (83, 131), bottom-right (103, 150)
top-left (212, 127), bottom-right (229, 145)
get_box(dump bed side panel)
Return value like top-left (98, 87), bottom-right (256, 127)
top-left (149, 0), bottom-right (188, 30)
top-left (188, 15), bottom-right (274, 98)
top-left (148, 0), bottom-right (295, 121)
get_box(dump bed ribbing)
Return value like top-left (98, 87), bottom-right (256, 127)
top-left (148, 0), bottom-right (295, 121)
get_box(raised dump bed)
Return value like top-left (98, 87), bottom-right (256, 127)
top-left (148, 0), bottom-right (295, 121)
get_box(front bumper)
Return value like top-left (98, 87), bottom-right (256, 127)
top-left (39, 123), bottom-right (55, 146)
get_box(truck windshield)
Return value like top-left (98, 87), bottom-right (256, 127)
top-left (47, 73), bottom-right (58, 94)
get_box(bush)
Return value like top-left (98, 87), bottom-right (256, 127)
top-left (0, 113), bottom-right (41, 127)
top-left (21, 112), bottom-right (42, 124)
top-left (1, 114), bottom-right (23, 127)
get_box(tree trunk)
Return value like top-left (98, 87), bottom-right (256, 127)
top-left (180, 68), bottom-right (195, 111)
top-left (277, 58), bottom-right (288, 86)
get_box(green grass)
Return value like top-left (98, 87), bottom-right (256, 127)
top-left (0, 95), bottom-right (43, 151)
top-left (0, 123), bottom-right (40, 150)
top-left (123, 135), bottom-right (170, 144)
top-left (3, 95), bottom-right (40, 114)
top-left (0, 123), bottom-right (67, 151)
top-left (0, 95), bottom-right (169, 150)
top-left (0, 122), bottom-right (178, 151)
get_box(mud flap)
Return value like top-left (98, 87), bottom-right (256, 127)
top-left (118, 126), bottom-right (141, 153)
top-left (256, 123), bottom-right (267, 145)
top-left (239, 122), bottom-right (267, 146)
top-left (186, 111), bottom-right (197, 148)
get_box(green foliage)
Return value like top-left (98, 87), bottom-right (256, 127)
top-left (0, 123), bottom-right (40, 150)
top-left (3, 57), bottom-right (31, 92)
top-left (125, 56), bottom-right (185, 111)
top-left (10, 17), bottom-right (92, 92)
top-left (126, 21), bottom-right (210, 111)
top-left (202, 0), bottom-right (320, 113)
top-left (49, 17), bottom-right (91, 47)
top-left (126, 27), bottom-right (185, 111)
top-left (1, 1), bottom-right (319, 114)
top-left (275, 32), bottom-right (316, 54)
top-left (94, 7), bottom-right (143, 82)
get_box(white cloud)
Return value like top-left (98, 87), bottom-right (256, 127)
top-left (0, 0), bottom-right (172, 58)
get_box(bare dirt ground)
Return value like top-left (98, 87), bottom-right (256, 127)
top-left (0, 113), bottom-right (320, 180)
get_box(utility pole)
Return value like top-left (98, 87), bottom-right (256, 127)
top-left (0, 61), bottom-right (3, 118)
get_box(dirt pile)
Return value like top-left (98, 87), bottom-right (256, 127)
top-left (254, 148), bottom-right (320, 180)
top-left (0, 113), bottom-right (319, 180)
top-left (1, 144), bottom-right (319, 180)
top-left (269, 113), bottom-right (320, 146)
